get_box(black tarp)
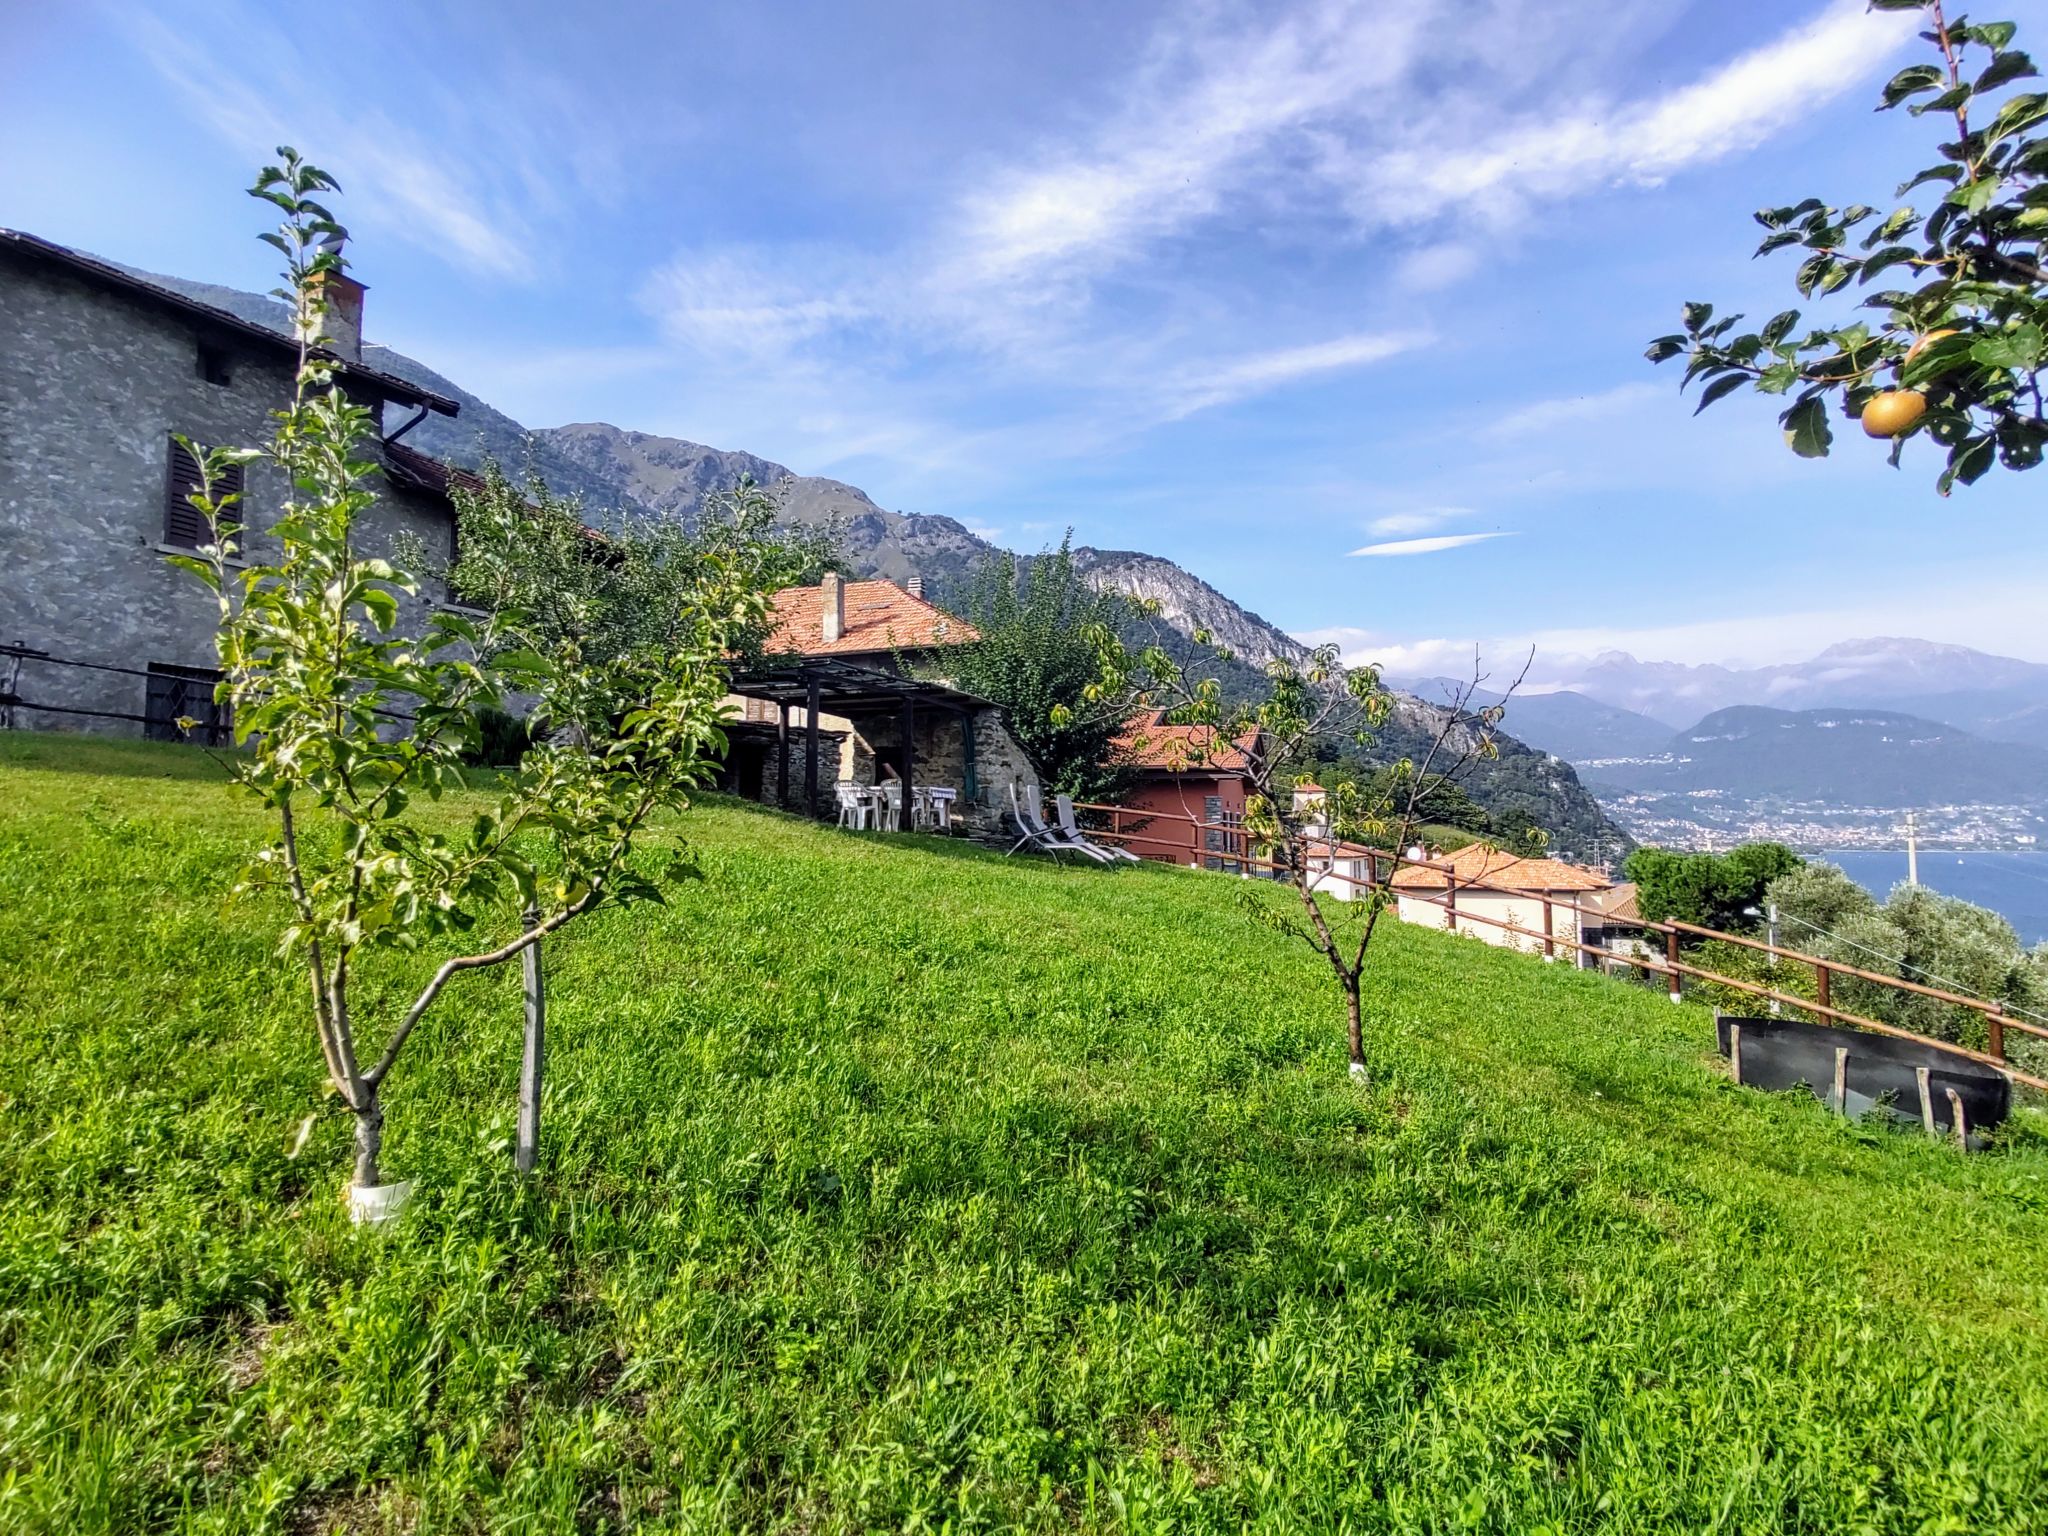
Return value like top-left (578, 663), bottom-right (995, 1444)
top-left (1714, 1013), bottom-right (2010, 1134)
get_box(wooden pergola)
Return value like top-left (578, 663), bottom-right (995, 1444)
top-left (729, 657), bottom-right (993, 828)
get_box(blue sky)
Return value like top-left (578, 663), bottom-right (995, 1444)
top-left (7, 0), bottom-right (2047, 674)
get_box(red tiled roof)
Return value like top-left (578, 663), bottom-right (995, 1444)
top-left (765, 579), bottom-right (978, 657)
top-left (1113, 712), bottom-right (1259, 774)
top-left (382, 441), bottom-right (485, 500)
top-left (1390, 841), bottom-right (1612, 894)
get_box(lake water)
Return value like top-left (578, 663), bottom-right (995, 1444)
top-left (1823, 850), bottom-right (2048, 946)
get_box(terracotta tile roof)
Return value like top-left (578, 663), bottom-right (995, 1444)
top-left (765, 579), bottom-right (977, 658)
top-left (1390, 841), bottom-right (1613, 894)
top-left (382, 441), bottom-right (485, 500)
top-left (1114, 712), bottom-right (1259, 774)
top-left (1598, 882), bottom-right (1643, 924)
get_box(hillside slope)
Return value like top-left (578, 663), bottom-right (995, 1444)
top-left (2, 732), bottom-right (2045, 1532)
top-left (122, 259), bottom-right (1623, 854)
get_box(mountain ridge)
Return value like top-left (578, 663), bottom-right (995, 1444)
top-left (119, 256), bottom-right (1628, 860)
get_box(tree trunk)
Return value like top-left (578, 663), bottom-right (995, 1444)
top-left (352, 1095), bottom-right (384, 1187)
top-left (1344, 977), bottom-right (1368, 1083)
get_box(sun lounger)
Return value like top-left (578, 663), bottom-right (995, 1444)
top-left (1055, 792), bottom-right (1138, 862)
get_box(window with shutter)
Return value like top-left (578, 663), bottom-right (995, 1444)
top-left (144, 662), bottom-right (230, 746)
top-left (163, 437), bottom-right (244, 550)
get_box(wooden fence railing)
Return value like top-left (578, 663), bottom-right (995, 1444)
top-left (1071, 800), bottom-right (2048, 1093)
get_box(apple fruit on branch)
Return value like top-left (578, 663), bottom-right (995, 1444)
top-left (1650, 0), bottom-right (2048, 494)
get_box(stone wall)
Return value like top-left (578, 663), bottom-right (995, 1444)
top-left (0, 251), bottom-right (455, 738)
top-left (849, 704), bottom-right (1040, 844)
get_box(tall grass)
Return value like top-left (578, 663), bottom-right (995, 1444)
top-left (2, 732), bottom-right (2045, 1533)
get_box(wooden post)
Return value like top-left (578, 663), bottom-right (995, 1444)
top-left (1542, 896), bottom-right (1555, 961)
top-left (1832, 1047), bottom-right (1849, 1116)
top-left (805, 675), bottom-right (821, 819)
top-left (1946, 1088), bottom-right (1968, 1151)
top-left (900, 698), bottom-right (916, 831)
top-left (777, 701), bottom-right (789, 808)
top-left (1988, 1012), bottom-right (2006, 1061)
top-left (1814, 962), bottom-right (1830, 1017)
top-left (1445, 879), bottom-right (1456, 933)
top-left (515, 906), bottom-right (544, 1176)
top-left (1665, 930), bottom-right (1682, 1004)
top-left (1729, 1022), bottom-right (1743, 1085)
top-left (1916, 1066), bottom-right (1936, 1139)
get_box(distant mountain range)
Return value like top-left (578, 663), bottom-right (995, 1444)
top-left (1532, 639), bottom-right (2048, 753)
top-left (1585, 705), bottom-right (2048, 806)
top-left (114, 256), bottom-right (1630, 862)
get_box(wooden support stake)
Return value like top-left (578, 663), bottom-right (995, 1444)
top-left (1814, 962), bottom-right (1830, 1016)
top-left (515, 906), bottom-right (545, 1176)
top-left (1832, 1047), bottom-right (1849, 1116)
top-left (1729, 1022), bottom-right (1743, 1085)
top-left (1946, 1087), bottom-right (1968, 1152)
top-left (1916, 1066), bottom-right (1936, 1139)
top-left (1666, 930), bottom-right (1682, 1004)
top-left (1542, 896), bottom-right (1555, 961)
top-left (1988, 1013), bottom-right (2006, 1061)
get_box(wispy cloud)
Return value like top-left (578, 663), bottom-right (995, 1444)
top-left (1347, 532), bottom-right (1512, 558)
top-left (117, 1), bottom-right (629, 283)
top-left (1158, 330), bottom-right (1428, 420)
top-left (1484, 382), bottom-right (1663, 440)
top-left (1367, 507), bottom-right (1473, 537)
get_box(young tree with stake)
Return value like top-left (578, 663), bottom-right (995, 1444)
top-left (173, 151), bottom-right (776, 1206)
top-left (1075, 620), bottom-right (1529, 1082)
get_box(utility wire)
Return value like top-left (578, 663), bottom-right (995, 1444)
top-left (1775, 909), bottom-right (2048, 1027)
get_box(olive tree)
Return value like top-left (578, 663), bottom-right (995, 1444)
top-left (1652, 1), bottom-right (2048, 493)
top-left (174, 151), bottom-right (774, 1196)
top-left (1078, 622), bottom-right (1526, 1082)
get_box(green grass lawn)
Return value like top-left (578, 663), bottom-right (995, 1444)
top-left (3, 731), bottom-right (2046, 1534)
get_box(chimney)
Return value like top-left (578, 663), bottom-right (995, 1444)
top-left (308, 269), bottom-right (367, 362)
top-left (821, 572), bottom-right (845, 644)
top-left (906, 574), bottom-right (925, 600)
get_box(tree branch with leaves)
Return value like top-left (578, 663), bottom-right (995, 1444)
top-left (1651, 1), bottom-right (2047, 493)
top-left (173, 150), bottom-right (779, 1198)
top-left (1077, 614), bottom-right (1529, 1082)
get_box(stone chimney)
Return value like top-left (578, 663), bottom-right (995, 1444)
top-left (308, 269), bottom-right (367, 362)
top-left (906, 575), bottom-right (925, 599)
top-left (821, 572), bottom-right (845, 644)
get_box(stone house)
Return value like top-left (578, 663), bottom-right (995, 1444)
top-left (0, 227), bottom-right (466, 741)
top-left (721, 573), bottom-right (1041, 841)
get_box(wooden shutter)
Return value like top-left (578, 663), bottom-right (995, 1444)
top-left (164, 439), bottom-right (244, 549)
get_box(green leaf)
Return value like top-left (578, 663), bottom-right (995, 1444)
top-left (1760, 310), bottom-right (1801, 347)
top-left (1971, 322), bottom-right (2043, 369)
top-left (1681, 301), bottom-right (1714, 332)
top-left (1644, 334), bottom-right (1687, 364)
top-left (1947, 175), bottom-right (2004, 213)
top-left (1880, 62), bottom-right (1945, 109)
top-left (1901, 333), bottom-right (1977, 385)
top-left (1897, 164), bottom-right (1964, 197)
top-left (1781, 396), bottom-right (1832, 459)
top-left (1755, 362), bottom-right (1799, 395)
top-left (1977, 51), bottom-right (2037, 92)
top-left (1950, 434), bottom-right (1997, 486)
top-left (1693, 374), bottom-right (1747, 414)
top-left (359, 587), bottom-right (400, 631)
top-left (1857, 245), bottom-right (1919, 284)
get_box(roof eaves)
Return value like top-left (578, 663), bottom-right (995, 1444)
top-left (0, 227), bottom-right (460, 418)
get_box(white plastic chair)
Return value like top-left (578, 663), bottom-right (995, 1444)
top-left (834, 783), bottom-right (870, 831)
top-left (877, 781), bottom-right (904, 830)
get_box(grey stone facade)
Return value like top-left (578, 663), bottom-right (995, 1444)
top-left (0, 244), bottom-right (458, 739)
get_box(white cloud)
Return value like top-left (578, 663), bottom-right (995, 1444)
top-left (1484, 381), bottom-right (1663, 439)
top-left (117, 1), bottom-right (631, 284)
top-left (1368, 506), bottom-right (1473, 536)
top-left (1295, 574), bottom-right (2048, 674)
top-left (1159, 330), bottom-right (1427, 420)
top-left (1347, 532), bottom-right (1512, 557)
top-left (1392, 243), bottom-right (1480, 293)
top-left (1335, 0), bottom-right (1914, 227)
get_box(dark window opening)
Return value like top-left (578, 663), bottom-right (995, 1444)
top-left (164, 437), bottom-right (244, 550)
top-left (144, 663), bottom-right (230, 747)
top-left (196, 343), bottom-right (233, 387)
